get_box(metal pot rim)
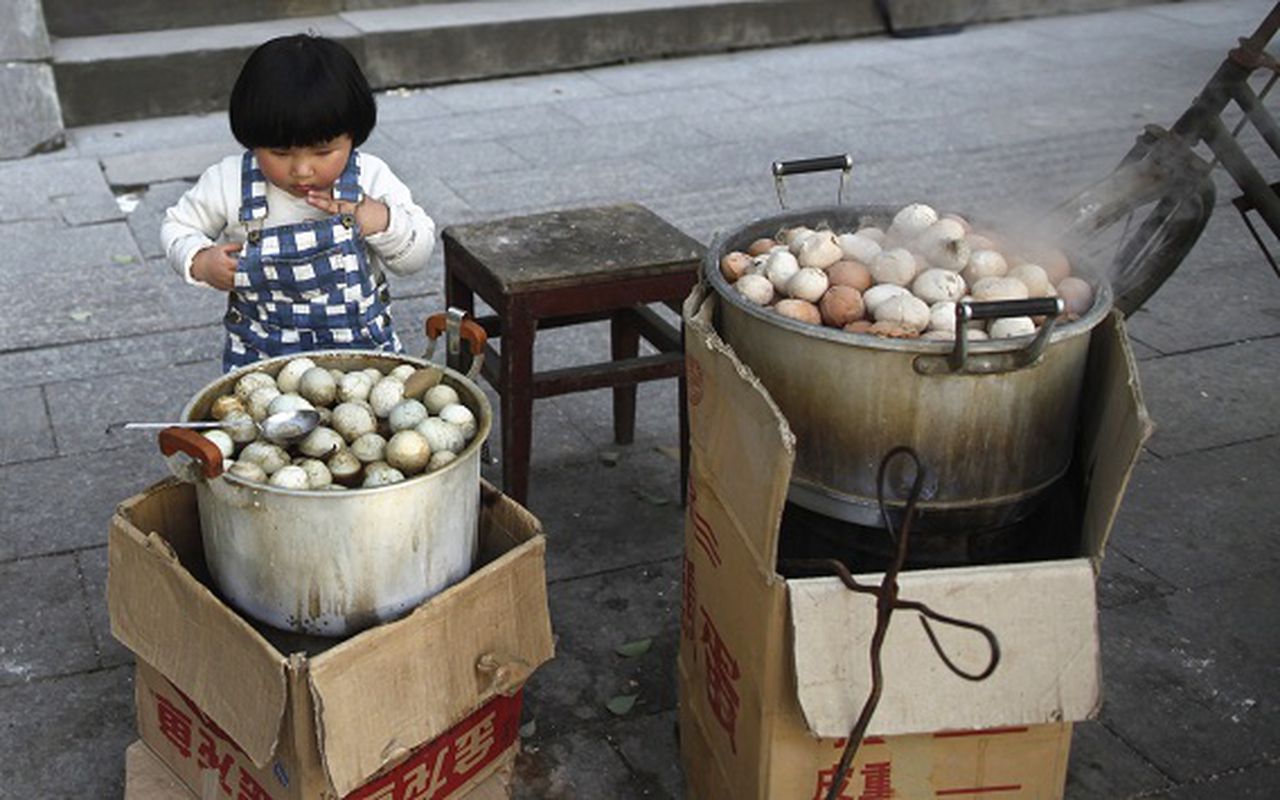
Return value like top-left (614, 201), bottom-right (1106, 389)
top-left (704, 203), bottom-right (1113, 352)
top-left (180, 349), bottom-right (493, 497)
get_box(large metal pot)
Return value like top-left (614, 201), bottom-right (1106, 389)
top-left (705, 204), bottom-right (1112, 532)
top-left (160, 349), bottom-right (492, 637)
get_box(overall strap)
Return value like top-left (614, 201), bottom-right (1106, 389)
top-left (332, 149), bottom-right (363, 203)
top-left (238, 152), bottom-right (269, 223)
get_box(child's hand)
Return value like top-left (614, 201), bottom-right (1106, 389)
top-left (191, 243), bottom-right (241, 290)
top-left (307, 191), bottom-right (390, 236)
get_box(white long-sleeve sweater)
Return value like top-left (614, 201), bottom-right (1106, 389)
top-left (161, 151), bottom-right (435, 287)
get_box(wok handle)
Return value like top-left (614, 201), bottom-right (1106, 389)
top-left (771, 154), bottom-right (853, 209)
top-left (914, 297), bottom-right (1067, 376)
top-left (958, 297), bottom-right (1063, 323)
top-left (158, 427), bottom-right (224, 480)
top-left (425, 308), bottom-right (487, 379)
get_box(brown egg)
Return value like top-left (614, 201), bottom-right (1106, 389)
top-left (720, 251), bottom-right (753, 282)
top-left (819, 285), bottom-right (865, 327)
top-left (869, 321), bottom-right (921, 339)
top-left (1056, 276), bottom-right (1094, 316)
top-left (211, 394), bottom-right (245, 421)
top-left (843, 319), bottom-right (875, 334)
top-left (773, 298), bottom-right (822, 326)
top-left (1037, 247), bottom-right (1072, 284)
top-left (827, 259), bottom-right (873, 292)
top-left (747, 238), bottom-right (777, 257)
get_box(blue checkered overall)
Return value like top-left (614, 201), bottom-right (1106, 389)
top-left (222, 150), bottom-right (402, 371)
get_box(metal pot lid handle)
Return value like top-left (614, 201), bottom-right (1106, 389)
top-left (914, 297), bottom-right (1065, 376)
top-left (771, 154), bottom-right (853, 209)
top-left (158, 427), bottom-right (224, 480)
top-left (424, 307), bottom-right (488, 379)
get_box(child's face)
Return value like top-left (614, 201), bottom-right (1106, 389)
top-left (254, 135), bottom-right (354, 198)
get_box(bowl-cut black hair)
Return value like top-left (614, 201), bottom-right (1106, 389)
top-left (229, 34), bottom-right (376, 149)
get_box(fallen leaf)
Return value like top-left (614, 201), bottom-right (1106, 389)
top-left (614, 638), bottom-right (652, 658)
top-left (519, 720), bottom-right (536, 738)
top-left (631, 488), bottom-right (669, 506)
top-left (606, 694), bottom-right (638, 716)
top-left (111, 254), bottom-right (136, 265)
top-left (599, 449), bottom-right (620, 467)
top-left (69, 309), bottom-right (93, 322)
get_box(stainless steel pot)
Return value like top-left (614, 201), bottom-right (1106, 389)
top-left (160, 349), bottom-right (493, 637)
top-left (705, 204), bottom-right (1112, 532)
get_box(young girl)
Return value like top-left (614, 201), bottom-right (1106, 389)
top-left (161, 34), bottom-right (434, 372)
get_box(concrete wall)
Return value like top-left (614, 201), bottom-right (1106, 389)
top-left (1, 0), bottom-right (64, 159)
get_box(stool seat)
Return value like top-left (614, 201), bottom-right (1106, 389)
top-left (442, 203), bottom-right (704, 505)
top-left (444, 203), bottom-right (704, 294)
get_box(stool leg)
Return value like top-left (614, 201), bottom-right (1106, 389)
top-left (501, 304), bottom-right (536, 505)
top-left (611, 309), bottom-right (640, 445)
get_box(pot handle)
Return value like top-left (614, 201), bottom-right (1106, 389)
top-left (914, 297), bottom-right (1066, 376)
top-left (425, 307), bottom-right (487, 380)
top-left (158, 427), bottom-right (224, 480)
top-left (771, 154), bottom-right (853, 209)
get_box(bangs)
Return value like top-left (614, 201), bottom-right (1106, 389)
top-left (230, 35), bottom-right (376, 149)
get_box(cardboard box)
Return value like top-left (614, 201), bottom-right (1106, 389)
top-left (110, 479), bottom-right (554, 800)
top-left (677, 285), bottom-right (1152, 799)
top-left (123, 740), bottom-right (518, 800)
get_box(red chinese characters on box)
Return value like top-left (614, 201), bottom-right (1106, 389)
top-left (152, 692), bottom-right (274, 800)
top-left (810, 730), bottom-right (1032, 800)
top-left (149, 675), bottom-right (521, 800)
top-left (347, 691), bottom-right (522, 800)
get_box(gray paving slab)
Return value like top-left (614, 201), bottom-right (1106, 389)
top-left (0, 443), bottom-right (168, 561)
top-left (499, 119), bottom-right (718, 170)
top-left (0, 666), bottom-right (135, 798)
top-left (443, 156), bottom-right (688, 215)
top-left (76, 544), bottom-right (134, 670)
top-left (1106, 437), bottom-right (1280, 591)
top-left (1157, 760), bottom-right (1280, 799)
top-left (0, 553), bottom-right (101, 686)
top-left (1097, 546), bottom-right (1181, 611)
top-left (0, 219), bottom-right (177, 352)
top-left (1122, 212), bottom-right (1280, 356)
top-left (382, 103), bottom-right (585, 148)
top-left (425, 71), bottom-right (617, 115)
top-left (0, 325), bottom-right (220, 390)
top-left (513, 726), bottom-right (651, 799)
top-left (521, 555), bottom-right (681, 734)
top-left (1136, 339), bottom-right (1280, 458)
top-left (524, 444), bottom-right (684, 580)
top-left (0, 386), bottom-right (56, 465)
top-left (1066, 720), bottom-right (1172, 798)
top-left (100, 141), bottom-right (236, 187)
top-left (1098, 571), bottom-right (1280, 783)
top-left (66, 111), bottom-right (234, 159)
top-left (45, 360), bottom-right (222, 457)
top-left (612, 709), bottom-right (683, 799)
top-left (0, 156), bottom-right (121, 225)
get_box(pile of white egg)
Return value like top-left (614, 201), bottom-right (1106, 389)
top-left (201, 357), bottom-right (479, 490)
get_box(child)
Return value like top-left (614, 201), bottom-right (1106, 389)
top-left (161, 34), bottom-right (435, 372)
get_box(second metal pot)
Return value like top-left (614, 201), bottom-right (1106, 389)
top-left (706, 204), bottom-right (1112, 532)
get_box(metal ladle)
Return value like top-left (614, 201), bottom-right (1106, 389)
top-left (109, 409), bottom-right (321, 443)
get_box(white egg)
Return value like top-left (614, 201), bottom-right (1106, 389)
top-left (438, 403), bottom-right (478, 441)
top-left (423, 384), bottom-right (460, 415)
top-left (350, 432), bottom-right (388, 463)
top-left (275, 357), bottom-right (316, 394)
top-left (388, 399), bottom-right (430, 432)
top-left (269, 465), bottom-right (310, 489)
top-left (385, 430), bottom-right (432, 475)
top-left (417, 417), bottom-right (467, 454)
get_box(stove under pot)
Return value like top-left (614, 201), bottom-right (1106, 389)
top-left (777, 475), bottom-right (1082, 574)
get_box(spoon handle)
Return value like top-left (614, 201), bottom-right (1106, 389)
top-left (118, 421), bottom-right (223, 431)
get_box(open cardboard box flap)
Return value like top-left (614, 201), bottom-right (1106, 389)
top-left (110, 479), bottom-right (554, 797)
top-left (109, 480), bottom-right (287, 766)
top-left (684, 285), bottom-right (795, 581)
top-left (684, 285), bottom-right (1153, 739)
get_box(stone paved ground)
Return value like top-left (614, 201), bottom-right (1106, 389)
top-left (1, 1), bottom-right (1278, 797)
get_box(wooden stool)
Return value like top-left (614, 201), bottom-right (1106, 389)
top-left (442, 203), bottom-right (704, 505)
